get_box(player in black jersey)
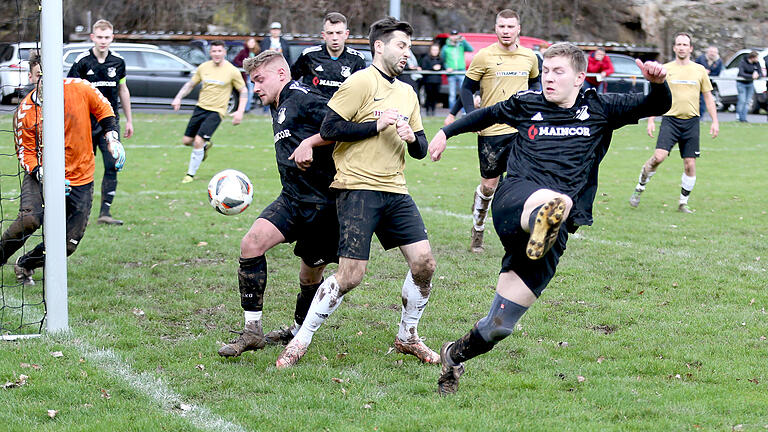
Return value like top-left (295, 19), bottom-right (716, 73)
top-left (217, 50), bottom-right (339, 359)
top-left (429, 43), bottom-right (672, 395)
top-left (67, 19), bottom-right (132, 226)
top-left (290, 12), bottom-right (366, 99)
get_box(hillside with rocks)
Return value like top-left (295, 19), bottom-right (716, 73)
top-left (2, 0), bottom-right (767, 60)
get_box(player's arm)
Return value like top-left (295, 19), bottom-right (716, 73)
top-left (290, 53), bottom-right (306, 80)
top-left (702, 90), bottom-right (719, 138)
top-left (66, 62), bottom-right (80, 78)
top-left (231, 84), bottom-right (247, 125)
top-left (118, 80), bottom-right (133, 138)
top-left (603, 60), bottom-right (671, 131)
top-left (86, 84), bottom-right (126, 170)
top-left (429, 102), bottom-right (510, 161)
top-left (320, 109), bottom-right (380, 142)
top-left (459, 77), bottom-right (480, 114)
top-left (172, 70), bottom-right (200, 111)
top-left (289, 133), bottom-right (334, 170)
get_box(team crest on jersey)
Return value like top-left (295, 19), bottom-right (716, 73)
top-left (277, 107), bottom-right (286, 124)
top-left (107, 67), bottom-right (117, 78)
top-left (340, 66), bottom-right (351, 78)
top-left (574, 106), bottom-right (590, 121)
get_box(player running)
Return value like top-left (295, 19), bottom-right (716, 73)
top-left (428, 43), bottom-right (671, 395)
top-left (446, 9), bottom-right (540, 253)
top-left (291, 12), bottom-right (367, 99)
top-left (217, 51), bottom-right (338, 358)
top-left (172, 41), bottom-right (247, 183)
top-left (276, 17), bottom-right (438, 368)
top-left (628, 32), bottom-right (719, 213)
top-left (67, 19), bottom-right (132, 225)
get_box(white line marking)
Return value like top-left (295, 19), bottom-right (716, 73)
top-left (71, 338), bottom-right (249, 432)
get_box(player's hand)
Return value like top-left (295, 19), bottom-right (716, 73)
top-left (710, 121), bottom-right (719, 138)
top-left (636, 59), bottom-right (666, 84)
top-left (289, 140), bottom-right (313, 171)
top-left (646, 119), bottom-right (656, 138)
top-left (124, 121), bottom-right (134, 139)
top-left (231, 111), bottom-right (243, 126)
top-left (429, 129), bottom-right (448, 161)
top-left (396, 120), bottom-right (415, 143)
top-left (32, 165), bottom-right (43, 182)
top-left (64, 179), bottom-right (71, 197)
top-left (171, 98), bottom-right (181, 111)
top-left (376, 109), bottom-right (398, 131)
top-left (105, 130), bottom-right (126, 171)
top-left (443, 113), bottom-right (455, 126)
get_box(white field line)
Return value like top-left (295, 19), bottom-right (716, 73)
top-left (73, 340), bottom-right (249, 432)
top-left (1, 294), bottom-right (247, 432)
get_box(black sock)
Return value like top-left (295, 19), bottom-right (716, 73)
top-left (449, 327), bottom-right (496, 364)
top-left (238, 256), bottom-right (267, 312)
top-left (295, 279), bottom-right (322, 325)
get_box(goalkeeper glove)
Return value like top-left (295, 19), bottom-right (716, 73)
top-left (105, 130), bottom-right (126, 171)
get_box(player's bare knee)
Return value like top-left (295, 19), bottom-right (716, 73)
top-left (480, 184), bottom-right (496, 197)
top-left (410, 254), bottom-right (435, 288)
top-left (240, 232), bottom-right (267, 257)
top-left (299, 266), bottom-right (325, 286)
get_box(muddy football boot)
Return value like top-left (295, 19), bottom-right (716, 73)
top-left (218, 321), bottom-right (266, 357)
top-left (437, 342), bottom-right (465, 396)
top-left (526, 197), bottom-right (566, 260)
top-left (275, 338), bottom-right (308, 369)
top-left (394, 336), bottom-right (440, 364)
top-left (264, 324), bottom-right (297, 346)
top-left (470, 227), bottom-right (484, 253)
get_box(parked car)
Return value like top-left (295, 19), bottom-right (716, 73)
top-left (601, 53), bottom-right (649, 94)
top-left (63, 42), bottom-right (203, 108)
top-left (711, 48), bottom-right (768, 113)
top-left (0, 42), bottom-right (40, 104)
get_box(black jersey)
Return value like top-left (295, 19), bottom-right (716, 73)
top-left (67, 48), bottom-right (126, 116)
top-left (291, 45), bottom-right (366, 98)
top-left (444, 83), bottom-right (672, 228)
top-left (271, 81), bottom-right (335, 204)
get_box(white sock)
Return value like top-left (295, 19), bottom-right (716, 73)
top-left (293, 275), bottom-right (344, 346)
top-left (290, 321), bottom-right (300, 336)
top-left (680, 174), bottom-right (696, 204)
top-left (187, 148), bottom-right (204, 176)
top-left (473, 185), bottom-right (494, 229)
top-left (397, 271), bottom-right (430, 342)
top-left (244, 311), bottom-right (262, 324)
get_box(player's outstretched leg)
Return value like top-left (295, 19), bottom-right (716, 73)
top-left (265, 280), bottom-right (322, 345)
top-left (393, 271), bottom-right (439, 364)
top-left (438, 294), bottom-right (529, 395)
top-left (276, 275), bottom-right (345, 369)
top-left (526, 197), bottom-right (566, 260)
top-left (470, 185), bottom-right (493, 253)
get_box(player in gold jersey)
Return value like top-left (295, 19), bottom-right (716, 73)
top-left (275, 17), bottom-right (439, 369)
top-left (629, 33), bottom-right (719, 213)
top-left (450, 9), bottom-right (540, 252)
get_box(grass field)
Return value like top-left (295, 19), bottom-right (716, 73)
top-left (0, 112), bottom-right (766, 431)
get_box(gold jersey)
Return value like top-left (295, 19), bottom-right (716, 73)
top-left (465, 43), bottom-right (539, 136)
top-left (191, 60), bottom-right (245, 117)
top-left (663, 61), bottom-right (712, 119)
top-left (327, 66), bottom-right (424, 194)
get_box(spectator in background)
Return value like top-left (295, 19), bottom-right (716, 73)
top-left (398, 48), bottom-right (422, 98)
top-left (441, 30), bottom-right (473, 109)
top-left (736, 51), bottom-right (762, 122)
top-left (765, 53), bottom-right (768, 121)
top-left (585, 47), bottom-right (614, 93)
top-left (234, 37), bottom-right (261, 112)
top-left (420, 44), bottom-right (444, 116)
top-left (695, 46), bottom-right (723, 116)
top-left (260, 22), bottom-right (291, 65)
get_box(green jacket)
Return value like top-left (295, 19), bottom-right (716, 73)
top-left (441, 39), bottom-right (474, 71)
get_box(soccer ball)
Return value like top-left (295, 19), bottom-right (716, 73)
top-left (207, 169), bottom-right (253, 215)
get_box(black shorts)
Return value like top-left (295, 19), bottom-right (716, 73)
top-left (478, 133), bottom-right (515, 179)
top-left (258, 194), bottom-right (339, 267)
top-left (184, 106), bottom-right (222, 141)
top-left (656, 116), bottom-right (700, 158)
top-left (492, 178), bottom-right (568, 297)
top-left (336, 190), bottom-right (428, 260)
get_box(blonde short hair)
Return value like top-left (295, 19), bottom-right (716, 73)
top-left (243, 50), bottom-right (287, 74)
top-left (93, 19), bottom-right (113, 32)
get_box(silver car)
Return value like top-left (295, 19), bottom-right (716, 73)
top-left (63, 42), bottom-right (201, 107)
top-left (0, 42), bottom-right (40, 103)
